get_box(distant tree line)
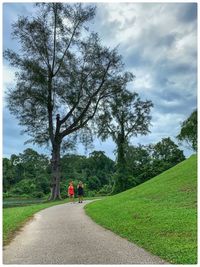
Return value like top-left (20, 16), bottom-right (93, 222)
top-left (3, 137), bottom-right (185, 198)
top-left (124, 137), bottom-right (185, 190)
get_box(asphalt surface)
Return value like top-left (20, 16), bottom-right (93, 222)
top-left (3, 200), bottom-right (169, 264)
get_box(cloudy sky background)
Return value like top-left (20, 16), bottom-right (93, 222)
top-left (3, 2), bottom-right (197, 160)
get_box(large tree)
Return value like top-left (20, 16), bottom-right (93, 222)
top-left (125, 138), bottom-right (185, 186)
top-left (97, 89), bottom-right (153, 192)
top-left (4, 3), bottom-right (131, 199)
top-left (125, 144), bottom-right (151, 184)
top-left (176, 109), bottom-right (197, 152)
top-left (150, 137), bottom-right (185, 177)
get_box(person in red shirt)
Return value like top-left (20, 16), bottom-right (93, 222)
top-left (68, 181), bottom-right (75, 203)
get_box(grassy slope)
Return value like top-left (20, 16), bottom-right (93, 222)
top-left (85, 155), bottom-right (197, 264)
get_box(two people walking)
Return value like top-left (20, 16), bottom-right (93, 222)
top-left (68, 181), bottom-right (84, 203)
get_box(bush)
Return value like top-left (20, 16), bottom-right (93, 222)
top-left (37, 177), bottom-right (50, 194)
top-left (20, 193), bottom-right (32, 199)
top-left (96, 184), bottom-right (113, 196)
top-left (60, 191), bottom-right (68, 199)
top-left (87, 176), bottom-right (101, 190)
top-left (112, 172), bottom-right (137, 194)
top-left (3, 192), bottom-right (12, 198)
top-left (31, 191), bottom-right (45, 198)
top-left (11, 179), bottom-right (37, 195)
top-left (84, 190), bottom-right (96, 197)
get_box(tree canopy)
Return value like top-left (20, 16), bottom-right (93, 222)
top-left (177, 109), bottom-right (197, 151)
top-left (4, 3), bottom-right (133, 199)
top-left (97, 89), bottom-right (153, 192)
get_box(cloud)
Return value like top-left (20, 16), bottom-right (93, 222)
top-left (3, 106), bottom-right (50, 158)
top-left (3, 65), bottom-right (17, 92)
top-left (3, 3), bottom-right (34, 51)
top-left (3, 2), bottom-right (197, 160)
top-left (176, 3), bottom-right (197, 23)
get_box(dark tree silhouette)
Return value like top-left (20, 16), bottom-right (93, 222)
top-left (97, 89), bottom-right (153, 192)
top-left (4, 3), bottom-right (132, 199)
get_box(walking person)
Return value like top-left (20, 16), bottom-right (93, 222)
top-left (68, 181), bottom-right (75, 203)
top-left (77, 181), bottom-right (84, 203)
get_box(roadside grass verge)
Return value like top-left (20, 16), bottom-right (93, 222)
top-left (3, 199), bottom-right (69, 245)
top-left (85, 155), bottom-right (197, 264)
top-left (3, 196), bottom-right (101, 246)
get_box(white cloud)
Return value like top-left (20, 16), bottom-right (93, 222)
top-left (3, 65), bottom-right (16, 86)
top-left (3, 2), bottom-right (197, 159)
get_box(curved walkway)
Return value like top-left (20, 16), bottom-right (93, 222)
top-left (3, 200), bottom-right (169, 264)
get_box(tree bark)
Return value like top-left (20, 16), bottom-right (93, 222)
top-left (116, 119), bottom-right (126, 170)
top-left (49, 141), bottom-right (62, 200)
top-left (117, 137), bottom-right (126, 168)
top-left (114, 130), bottom-right (129, 193)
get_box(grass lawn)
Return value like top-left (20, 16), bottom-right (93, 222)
top-left (3, 199), bottom-right (68, 245)
top-left (85, 155), bottom-right (197, 264)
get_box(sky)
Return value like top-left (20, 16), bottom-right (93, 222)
top-left (2, 1), bottom-right (197, 160)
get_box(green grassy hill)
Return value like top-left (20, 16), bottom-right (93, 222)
top-left (85, 155), bottom-right (197, 264)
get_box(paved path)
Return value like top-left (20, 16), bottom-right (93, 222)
top-left (3, 200), bottom-right (169, 264)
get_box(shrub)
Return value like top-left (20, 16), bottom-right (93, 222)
top-left (87, 176), bottom-right (101, 190)
top-left (96, 184), bottom-right (113, 196)
top-left (3, 192), bottom-right (12, 198)
top-left (11, 179), bottom-right (37, 195)
top-left (112, 172), bottom-right (138, 194)
top-left (85, 190), bottom-right (96, 197)
top-left (31, 191), bottom-right (45, 198)
top-left (60, 191), bottom-right (68, 199)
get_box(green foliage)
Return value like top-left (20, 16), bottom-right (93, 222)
top-left (4, 2), bottom-right (134, 200)
top-left (11, 179), bottom-right (36, 195)
top-left (96, 184), bottom-right (113, 196)
top-left (152, 137), bottom-right (185, 162)
top-left (125, 144), bottom-right (151, 182)
top-left (84, 190), bottom-right (96, 197)
top-left (87, 176), bottom-right (101, 190)
top-left (60, 150), bottom-right (115, 194)
top-left (85, 155), bottom-right (197, 264)
top-left (113, 171), bottom-right (137, 194)
top-left (31, 191), bottom-right (45, 198)
top-left (125, 138), bottom-right (185, 186)
top-left (3, 149), bottom-right (51, 197)
top-left (3, 158), bottom-right (15, 191)
top-left (3, 148), bottom-right (115, 198)
top-left (177, 109), bottom-right (197, 151)
top-left (3, 192), bottom-right (13, 198)
top-left (3, 138), bottom-right (185, 198)
top-left (97, 89), bottom-right (153, 193)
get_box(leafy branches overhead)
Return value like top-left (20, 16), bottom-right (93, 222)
top-left (176, 109), bottom-right (197, 152)
top-left (96, 88), bottom-right (153, 193)
top-left (4, 3), bottom-right (127, 149)
top-left (4, 3), bottom-right (135, 199)
top-left (97, 89), bottom-right (153, 143)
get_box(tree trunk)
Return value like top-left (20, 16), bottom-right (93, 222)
top-left (116, 133), bottom-right (126, 170)
top-left (49, 142), bottom-right (62, 200)
top-left (114, 133), bottom-right (129, 193)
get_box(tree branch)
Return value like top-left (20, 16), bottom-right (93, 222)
top-left (52, 3), bottom-right (57, 73)
top-left (59, 65), bottom-right (94, 125)
top-left (53, 22), bottom-right (80, 77)
top-left (64, 94), bottom-right (102, 135)
top-left (47, 78), bottom-right (54, 144)
top-left (60, 60), bottom-right (112, 138)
